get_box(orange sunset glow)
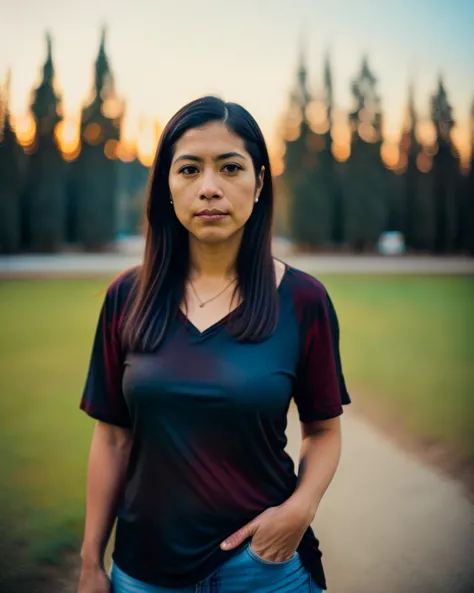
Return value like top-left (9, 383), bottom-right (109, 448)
top-left (2, 0), bottom-right (472, 176)
top-left (11, 107), bottom-right (472, 175)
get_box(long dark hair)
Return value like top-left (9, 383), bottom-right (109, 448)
top-left (122, 95), bottom-right (277, 351)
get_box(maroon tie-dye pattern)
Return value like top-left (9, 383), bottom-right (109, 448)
top-left (79, 265), bottom-right (350, 590)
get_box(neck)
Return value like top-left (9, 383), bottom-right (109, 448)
top-left (188, 232), bottom-right (242, 279)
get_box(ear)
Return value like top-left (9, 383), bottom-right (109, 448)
top-left (255, 166), bottom-right (265, 201)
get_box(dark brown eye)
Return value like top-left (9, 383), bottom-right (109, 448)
top-left (222, 163), bottom-right (242, 174)
top-left (180, 165), bottom-right (199, 175)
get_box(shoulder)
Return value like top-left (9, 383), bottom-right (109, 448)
top-left (107, 265), bottom-right (140, 293)
top-left (283, 266), bottom-right (344, 354)
top-left (104, 266), bottom-right (141, 314)
top-left (283, 264), bottom-right (328, 311)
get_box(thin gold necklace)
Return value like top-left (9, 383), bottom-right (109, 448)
top-left (188, 277), bottom-right (237, 308)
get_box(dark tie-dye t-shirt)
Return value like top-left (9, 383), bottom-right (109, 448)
top-left (80, 265), bottom-right (351, 590)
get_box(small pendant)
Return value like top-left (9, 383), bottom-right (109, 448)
top-left (199, 303), bottom-right (205, 308)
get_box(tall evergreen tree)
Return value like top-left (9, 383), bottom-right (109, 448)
top-left (323, 52), bottom-right (344, 245)
top-left (343, 56), bottom-right (388, 251)
top-left (285, 45), bottom-right (334, 248)
top-left (466, 99), bottom-right (474, 255)
top-left (25, 33), bottom-right (65, 252)
top-left (430, 77), bottom-right (460, 253)
top-left (0, 71), bottom-right (23, 253)
top-left (324, 52), bottom-right (333, 128)
top-left (400, 83), bottom-right (422, 249)
top-left (73, 26), bottom-right (123, 250)
top-left (284, 45), bottom-right (315, 247)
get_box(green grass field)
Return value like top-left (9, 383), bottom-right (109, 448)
top-left (0, 274), bottom-right (473, 568)
top-left (320, 275), bottom-right (474, 455)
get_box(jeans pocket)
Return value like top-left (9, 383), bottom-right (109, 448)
top-left (246, 543), bottom-right (298, 567)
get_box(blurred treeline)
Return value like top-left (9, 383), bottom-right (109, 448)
top-left (277, 53), bottom-right (474, 254)
top-left (0, 31), bottom-right (473, 255)
top-left (0, 31), bottom-right (149, 253)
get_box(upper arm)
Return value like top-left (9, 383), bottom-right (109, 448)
top-left (300, 416), bottom-right (341, 440)
top-left (95, 420), bottom-right (133, 449)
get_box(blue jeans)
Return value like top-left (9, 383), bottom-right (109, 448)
top-left (110, 543), bottom-right (323, 592)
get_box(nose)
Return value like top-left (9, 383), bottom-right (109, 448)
top-left (199, 169), bottom-right (223, 200)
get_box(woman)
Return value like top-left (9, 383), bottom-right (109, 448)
top-left (77, 96), bottom-right (350, 593)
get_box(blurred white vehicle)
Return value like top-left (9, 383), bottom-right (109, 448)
top-left (377, 231), bottom-right (406, 255)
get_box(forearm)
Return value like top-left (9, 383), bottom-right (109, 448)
top-left (288, 422), bottom-right (342, 521)
top-left (80, 422), bottom-right (132, 569)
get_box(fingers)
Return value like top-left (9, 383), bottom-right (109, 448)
top-left (221, 519), bottom-right (259, 550)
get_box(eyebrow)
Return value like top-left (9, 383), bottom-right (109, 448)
top-left (173, 151), bottom-right (247, 164)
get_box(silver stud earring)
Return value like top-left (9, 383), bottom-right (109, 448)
top-left (255, 197), bottom-right (259, 203)
top-left (170, 199), bottom-right (173, 204)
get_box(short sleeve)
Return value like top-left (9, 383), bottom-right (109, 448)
top-left (79, 284), bottom-right (132, 428)
top-left (293, 289), bottom-right (351, 423)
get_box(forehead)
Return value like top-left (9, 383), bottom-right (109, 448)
top-left (173, 122), bottom-right (247, 156)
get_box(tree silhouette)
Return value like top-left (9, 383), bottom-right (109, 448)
top-left (343, 56), bottom-right (388, 251)
top-left (430, 77), bottom-right (460, 253)
top-left (466, 99), bottom-right (474, 254)
top-left (348, 56), bottom-right (383, 136)
top-left (285, 46), bottom-right (318, 247)
top-left (0, 70), bottom-right (24, 253)
top-left (25, 32), bottom-right (65, 252)
top-left (324, 52), bottom-right (344, 246)
top-left (285, 45), bottom-right (340, 249)
top-left (73, 26), bottom-right (123, 250)
top-left (399, 83), bottom-right (422, 249)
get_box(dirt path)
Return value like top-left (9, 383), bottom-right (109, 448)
top-left (285, 405), bottom-right (474, 593)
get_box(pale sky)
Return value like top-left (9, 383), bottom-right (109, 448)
top-left (1, 0), bottom-right (473, 154)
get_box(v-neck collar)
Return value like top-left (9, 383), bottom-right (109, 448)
top-left (177, 306), bottom-right (240, 338)
top-left (177, 264), bottom-right (288, 338)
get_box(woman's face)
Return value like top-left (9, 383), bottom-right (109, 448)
top-left (168, 122), bottom-right (264, 245)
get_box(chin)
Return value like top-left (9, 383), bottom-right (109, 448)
top-left (191, 226), bottom-right (243, 245)
top-left (195, 231), bottom-right (233, 244)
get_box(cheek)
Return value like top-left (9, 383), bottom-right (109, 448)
top-left (232, 182), bottom-right (257, 220)
top-left (169, 193), bottom-right (195, 232)
top-left (174, 201), bottom-right (194, 230)
top-left (234, 200), bottom-right (254, 224)
top-left (169, 171), bottom-right (191, 196)
top-left (170, 182), bottom-right (192, 213)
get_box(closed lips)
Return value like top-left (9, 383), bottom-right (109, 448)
top-left (196, 209), bottom-right (228, 216)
